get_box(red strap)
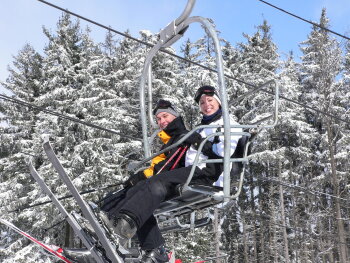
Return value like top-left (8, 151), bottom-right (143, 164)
top-left (19, 230), bottom-right (72, 263)
top-left (155, 147), bottom-right (183, 175)
top-left (170, 146), bottom-right (188, 170)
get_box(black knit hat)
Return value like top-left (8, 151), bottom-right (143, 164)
top-left (194, 85), bottom-right (222, 105)
top-left (153, 99), bottom-right (179, 117)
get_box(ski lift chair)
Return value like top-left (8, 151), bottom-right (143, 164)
top-left (134, 0), bottom-right (279, 231)
top-left (153, 131), bottom-right (253, 232)
top-left (155, 133), bottom-right (250, 217)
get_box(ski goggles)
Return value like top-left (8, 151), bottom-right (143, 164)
top-left (152, 100), bottom-right (178, 116)
top-left (194, 85), bottom-right (218, 103)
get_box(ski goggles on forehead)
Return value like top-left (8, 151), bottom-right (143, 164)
top-left (152, 100), bottom-right (174, 115)
top-left (194, 86), bottom-right (216, 103)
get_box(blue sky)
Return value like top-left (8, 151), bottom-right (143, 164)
top-left (1, 0), bottom-right (350, 91)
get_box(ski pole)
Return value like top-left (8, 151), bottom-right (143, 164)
top-left (155, 147), bottom-right (183, 175)
top-left (170, 145), bottom-right (188, 170)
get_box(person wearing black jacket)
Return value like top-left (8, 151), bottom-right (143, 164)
top-left (100, 100), bottom-right (189, 262)
top-left (63, 100), bottom-right (188, 263)
top-left (123, 100), bottom-right (188, 188)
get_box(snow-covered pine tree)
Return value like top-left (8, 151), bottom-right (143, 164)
top-left (0, 44), bottom-right (48, 263)
top-left (30, 13), bottom-right (113, 249)
top-left (0, 13), bottom-right (145, 261)
top-left (91, 29), bottom-right (143, 179)
top-left (222, 20), bottom-right (280, 262)
top-left (300, 8), bottom-right (348, 262)
top-left (265, 53), bottom-right (318, 262)
top-left (178, 38), bottom-right (201, 129)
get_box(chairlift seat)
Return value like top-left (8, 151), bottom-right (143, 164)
top-left (155, 184), bottom-right (224, 219)
top-left (155, 134), bottom-right (251, 220)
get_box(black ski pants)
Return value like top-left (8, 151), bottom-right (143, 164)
top-left (101, 186), bottom-right (165, 250)
top-left (101, 166), bottom-right (209, 250)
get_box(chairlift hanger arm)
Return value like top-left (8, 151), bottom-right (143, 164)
top-left (140, 3), bottom-right (230, 159)
top-left (140, 1), bottom-right (195, 152)
top-left (175, 0), bottom-right (196, 25)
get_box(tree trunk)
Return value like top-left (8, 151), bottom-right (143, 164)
top-left (278, 160), bottom-right (290, 263)
top-left (248, 173), bottom-right (258, 262)
top-left (326, 120), bottom-right (348, 263)
top-left (259, 186), bottom-right (266, 262)
top-left (242, 212), bottom-right (249, 263)
top-left (269, 183), bottom-right (278, 263)
top-left (290, 162), bottom-right (299, 263)
top-left (214, 207), bottom-right (221, 263)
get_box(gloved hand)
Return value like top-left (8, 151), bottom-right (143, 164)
top-left (185, 133), bottom-right (221, 159)
top-left (123, 171), bottom-right (146, 189)
top-left (184, 132), bottom-right (202, 149)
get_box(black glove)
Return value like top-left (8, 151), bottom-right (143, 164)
top-left (184, 132), bottom-right (203, 149)
top-left (123, 171), bottom-right (146, 189)
top-left (185, 132), bottom-right (222, 159)
top-left (201, 140), bottom-right (221, 159)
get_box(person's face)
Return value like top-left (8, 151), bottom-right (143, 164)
top-left (156, 112), bottom-right (177, 129)
top-left (199, 95), bottom-right (220, 116)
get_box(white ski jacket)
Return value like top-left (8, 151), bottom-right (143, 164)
top-left (185, 115), bottom-right (242, 186)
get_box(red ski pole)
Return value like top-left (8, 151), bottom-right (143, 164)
top-left (170, 145), bottom-right (188, 170)
top-left (155, 147), bottom-right (183, 175)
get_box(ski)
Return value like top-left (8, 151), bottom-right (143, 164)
top-left (41, 136), bottom-right (124, 263)
top-left (28, 161), bottom-right (111, 263)
top-left (0, 218), bottom-right (72, 263)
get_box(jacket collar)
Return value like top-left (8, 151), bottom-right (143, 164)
top-left (157, 130), bottom-right (171, 144)
top-left (201, 108), bottom-right (222, 125)
top-left (157, 116), bottom-right (187, 144)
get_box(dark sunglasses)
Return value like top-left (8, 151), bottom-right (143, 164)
top-left (194, 86), bottom-right (216, 103)
top-left (152, 100), bottom-right (174, 115)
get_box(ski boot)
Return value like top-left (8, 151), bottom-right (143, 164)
top-left (63, 248), bottom-right (97, 263)
top-left (74, 210), bottom-right (136, 250)
top-left (99, 211), bottom-right (137, 240)
top-left (140, 245), bottom-right (169, 263)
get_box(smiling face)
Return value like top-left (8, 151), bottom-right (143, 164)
top-left (156, 112), bottom-right (177, 129)
top-left (199, 95), bottom-right (220, 116)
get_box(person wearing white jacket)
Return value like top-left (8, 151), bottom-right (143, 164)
top-left (184, 85), bottom-right (242, 186)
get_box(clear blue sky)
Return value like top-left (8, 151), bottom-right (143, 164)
top-left (1, 0), bottom-right (350, 92)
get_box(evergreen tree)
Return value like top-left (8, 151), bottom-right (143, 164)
top-left (0, 44), bottom-right (48, 262)
top-left (300, 8), bottom-right (348, 262)
top-left (222, 20), bottom-right (280, 261)
top-left (233, 20), bottom-right (279, 122)
top-left (0, 13), bottom-right (141, 261)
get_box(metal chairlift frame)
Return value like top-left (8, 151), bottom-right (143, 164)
top-left (136, 0), bottom-right (279, 206)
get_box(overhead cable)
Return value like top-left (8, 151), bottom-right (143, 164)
top-left (257, 0), bottom-right (350, 41)
top-left (0, 94), bottom-right (140, 141)
top-left (9, 183), bottom-right (121, 213)
top-left (257, 176), bottom-right (350, 205)
top-left (36, 0), bottom-right (350, 126)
